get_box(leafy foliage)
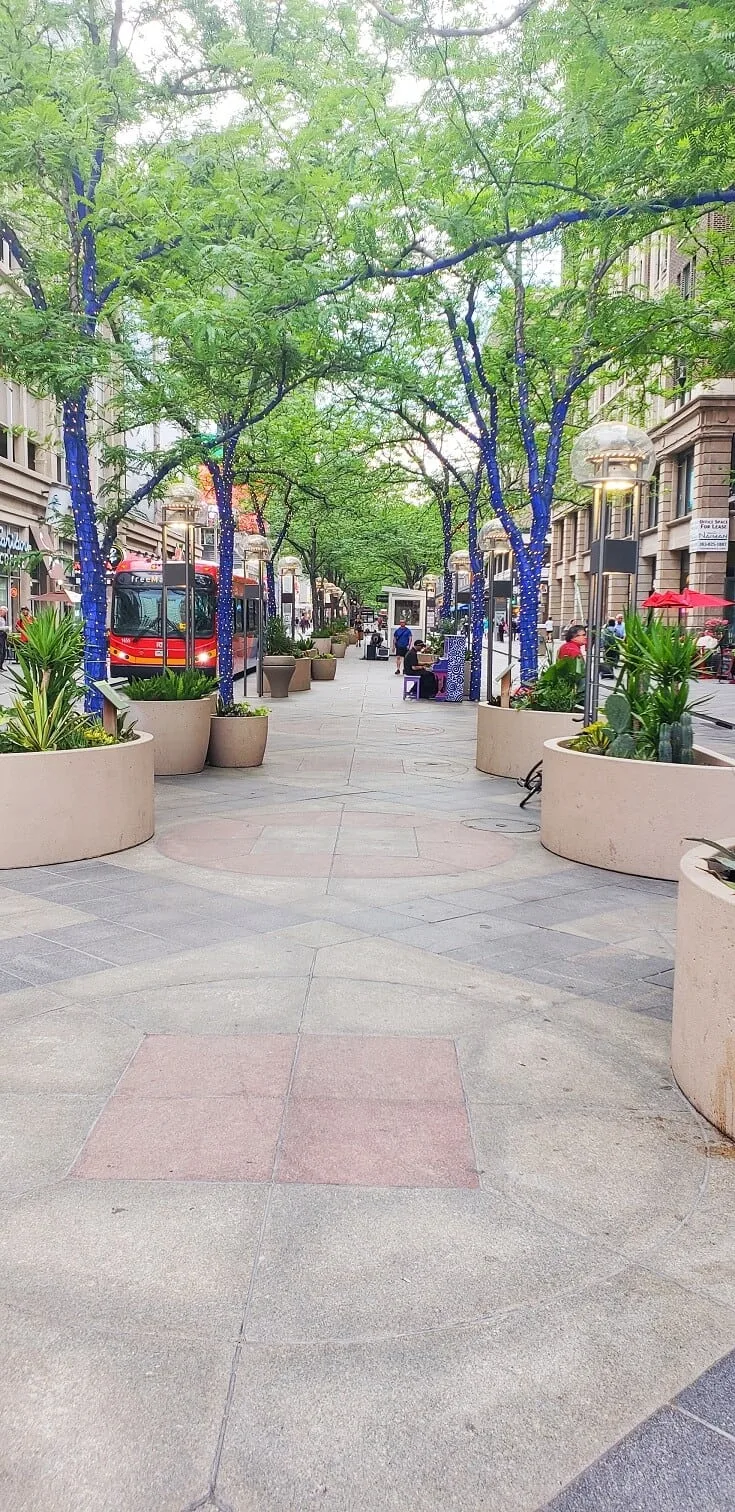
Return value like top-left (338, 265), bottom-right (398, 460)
top-left (264, 618), bottom-right (294, 656)
top-left (570, 614), bottom-right (705, 761)
top-left (514, 659), bottom-right (583, 713)
top-left (128, 671), bottom-right (217, 701)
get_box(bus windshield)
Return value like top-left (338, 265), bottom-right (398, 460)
top-left (112, 585), bottom-right (215, 639)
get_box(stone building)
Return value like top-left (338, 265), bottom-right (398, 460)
top-left (549, 220), bottom-right (735, 633)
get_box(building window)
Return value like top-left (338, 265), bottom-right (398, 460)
top-left (569, 512), bottom-right (578, 556)
top-left (27, 440), bottom-right (37, 470)
top-left (553, 521), bottom-right (564, 563)
top-left (56, 450), bottom-right (66, 483)
top-left (647, 467), bottom-right (660, 529)
top-left (0, 426), bottom-right (7, 459)
top-left (603, 498), bottom-right (612, 537)
top-left (677, 258), bottom-right (696, 300)
top-left (622, 493), bottom-right (634, 537)
top-left (675, 448), bottom-right (695, 517)
top-left (679, 549), bottom-right (690, 592)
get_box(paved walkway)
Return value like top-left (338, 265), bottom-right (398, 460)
top-left (1, 650), bottom-right (734, 1511)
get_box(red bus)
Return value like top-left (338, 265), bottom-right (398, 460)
top-left (109, 556), bottom-right (259, 679)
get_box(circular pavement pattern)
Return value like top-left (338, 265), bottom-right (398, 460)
top-left (157, 804), bottom-right (515, 879)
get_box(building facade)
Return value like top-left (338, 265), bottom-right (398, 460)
top-left (549, 222), bottom-right (735, 634)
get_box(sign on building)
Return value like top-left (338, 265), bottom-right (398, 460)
top-left (689, 517), bottom-right (730, 552)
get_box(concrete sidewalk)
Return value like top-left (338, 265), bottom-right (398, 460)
top-left (1, 650), bottom-right (734, 1511)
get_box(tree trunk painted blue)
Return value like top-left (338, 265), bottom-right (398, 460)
top-left (440, 500), bottom-right (454, 621)
top-left (62, 391), bottom-right (108, 711)
top-left (208, 451), bottom-right (236, 706)
top-left (467, 470), bottom-right (484, 701)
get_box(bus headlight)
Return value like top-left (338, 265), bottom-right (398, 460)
top-left (115, 650), bottom-right (129, 660)
top-left (196, 650), bottom-right (215, 663)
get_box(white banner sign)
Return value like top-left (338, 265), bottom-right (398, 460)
top-left (689, 517), bottom-right (730, 552)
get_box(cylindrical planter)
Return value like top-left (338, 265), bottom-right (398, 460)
top-left (129, 697), bottom-right (212, 776)
top-left (541, 737), bottom-right (735, 880)
top-left (313, 637), bottom-right (332, 654)
top-left (331, 640), bottom-right (347, 659)
top-left (672, 843), bottom-right (735, 1139)
top-left (311, 657), bottom-right (337, 681)
top-left (476, 706), bottom-right (580, 781)
top-left (208, 715), bottom-right (268, 769)
top-left (262, 655), bottom-right (295, 698)
top-left (288, 657), bottom-right (312, 692)
top-left (347, 630), bottom-right (358, 646)
top-left (0, 733), bottom-right (154, 868)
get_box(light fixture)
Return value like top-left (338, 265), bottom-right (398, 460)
top-left (570, 421), bottom-right (656, 491)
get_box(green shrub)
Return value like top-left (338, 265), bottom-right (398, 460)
top-left (514, 657), bottom-right (583, 713)
top-left (264, 617), bottom-right (293, 656)
top-left (215, 699), bottom-right (268, 718)
top-left (128, 670), bottom-right (217, 701)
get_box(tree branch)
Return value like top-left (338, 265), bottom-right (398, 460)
top-left (373, 0), bottom-right (537, 39)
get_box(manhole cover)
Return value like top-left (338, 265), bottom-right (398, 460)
top-left (462, 817), bottom-right (540, 834)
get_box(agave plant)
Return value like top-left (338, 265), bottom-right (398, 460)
top-left (687, 839), bottom-right (735, 891)
top-left (0, 683), bottom-right (81, 753)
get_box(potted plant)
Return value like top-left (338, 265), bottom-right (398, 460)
top-left (0, 607), bottom-right (154, 867)
top-left (540, 615), bottom-right (735, 879)
top-left (311, 651), bottom-right (337, 681)
top-left (312, 633), bottom-right (333, 654)
top-left (672, 839), bottom-right (735, 1139)
top-left (476, 656), bottom-right (583, 779)
top-left (128, 669), bottom-right (217, 775)
top-left (208, 698), bottom-right (269, 768)
top-left (262, 617), bottom-right (296, 698)
top-left (272, 638), bottom-right (312, 693)
top-left (331, 632), bottom-right (348, 659)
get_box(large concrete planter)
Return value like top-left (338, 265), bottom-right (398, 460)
top-left (311, 656), bottom-right (337, 682)
top-left (540, 737), bottom-right (735, 881)
top-left (262, 655), bottom-right (295, 699)
top-left (0, 733), bottom-right (154, 868)
top-left (672, 843), bottom-right (735, 1140)
top-left (331, 640), bottom-right (347, 659)
top-left (313, 637), bottom-right (332, 654)
top-left (287, 656), bottom-right (312, 692)
top-left (130, 698), bottom-right (212, 776)
top-left (476, 705), bottom-right (580, 781)
top-left (208, 715), bottom-right (268, 769)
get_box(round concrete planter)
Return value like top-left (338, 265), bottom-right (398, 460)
top-left (331, 640), bottom-right (347, 659)
top-left (129, 697), bottom-right (212, 776)
top-left (288, 656), bottom-right (312, 692)
top-left (540, 737), bottom-right (735, 881)
top-left (672, 843), bottom-right (735, 1139)
top-left (262, 655), bottom-right (295, 699)
top-left (311, 656), bottom-right (337, 681)
top-left (313, 637), bottom-right (332, 654)
top-left (0, 733), bottom-right (154, 868)
top-left (208, 714), bottom-right (268, 769)
top-left (476, 705), bottom-right (580, 781)
top-left (347, 630), bottom-right (358, 646)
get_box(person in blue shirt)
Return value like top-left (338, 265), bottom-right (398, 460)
top-left (393, 618), bottom-right (413, 673)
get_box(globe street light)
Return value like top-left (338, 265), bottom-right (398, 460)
top-left (570, 421), bottom-right (656, 724)
top-left (277, 554), bottom-right (303, 639)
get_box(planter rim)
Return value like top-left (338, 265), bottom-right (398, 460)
top-left (130, 696), bottom-right (212, 707)
top-left (211, 712), bottom-right (268, 721)
top-left (680, 840), bottom-right (735, 905)
top-left (263, 654), bottom-right (296, 664)
top-left (0, 730), bottom-right (153, 761)
top-left (544, 735), bottom-right (735, 769)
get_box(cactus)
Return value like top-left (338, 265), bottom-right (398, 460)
top-left (603, 691), bottom-right (636, 757)
top-left (658, 712), bottom-right (694, 764)
top-left (658, 723), bottom-right (673, 762)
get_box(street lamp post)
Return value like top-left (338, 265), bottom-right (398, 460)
top-left (159, 478), bottom-right (203, 674)
top-left (277, 555), bottom-right (302, 640)
top-left (245, 534), bottom-right (271, 698)
top-left (570, 422), bottom-right (656, 725)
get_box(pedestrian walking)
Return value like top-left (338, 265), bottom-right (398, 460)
top-left (497, 618), bottom-right (506, 644)
top-left (393, 617), bottom-right (412, 674)
top-left (354, 616), bottom-right (364, 647)
top-left (0, 605), bottom-right (7, 672)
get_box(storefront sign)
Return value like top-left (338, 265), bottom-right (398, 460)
top-left (689, 517), bottom-right (730, 552)
top-left (0, 523), bottom-right (27, 567)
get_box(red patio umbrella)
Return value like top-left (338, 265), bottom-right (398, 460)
top-left (677, 587), bottom-right (733, 609)
top-left (642, 590), bottom-right (686, 608)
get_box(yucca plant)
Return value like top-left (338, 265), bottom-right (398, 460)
top-left (9, 607), bottom-right (84, 713)
top-left (0, 683), bottom-right (81, 753)
top-left (687, 839), bottom-right (735, 890)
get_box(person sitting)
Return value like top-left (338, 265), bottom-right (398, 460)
top-left (402, 640), bottom-right (423, 676)
top-left (557, 624), bottom-right (587, 661)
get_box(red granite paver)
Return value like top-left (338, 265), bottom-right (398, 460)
top-left (117, 1034), bottom-right (297, 1099)
top-left (275, 1096), bottom-right (479, 1188)
top-left (292, 1035), bottom-right (464, 1104)
top-left (72, 1033), bottom-right (478, 1188)
top-left (72, 1093), bottom-right (285, 1181)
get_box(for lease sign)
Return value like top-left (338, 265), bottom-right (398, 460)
top-left (689, 516), bottom-right (730, 551)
